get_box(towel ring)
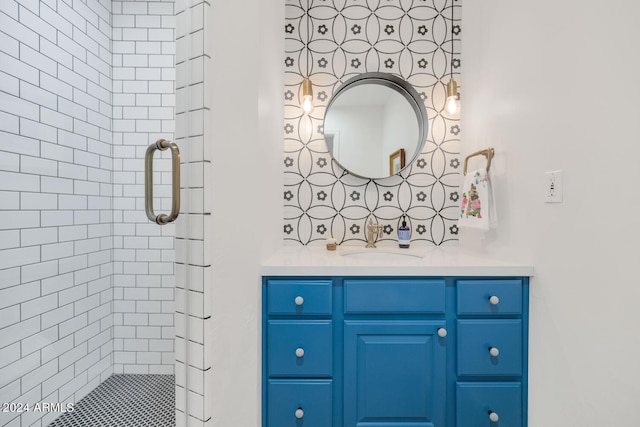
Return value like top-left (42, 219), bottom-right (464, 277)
top-left (463, 147), bottom-right (495, 176)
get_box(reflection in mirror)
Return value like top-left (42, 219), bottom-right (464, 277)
top-left (323, 73), bottom-right (427, 179)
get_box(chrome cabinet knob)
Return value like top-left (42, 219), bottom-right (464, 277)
top-left (437, 328), bottom-right (447, 338)
top-left (489, 295), bottom-right (500, 305)
top-left (488, 410), bottom-right (499, 422)
top-left (489, 346), bottom-right (500, 357)
top-left (295, 347), bottom-right (305, 358)
top-left (295, 408), bottom-right (304, 419)
top-left (294, 296), bottom-right (304, 306)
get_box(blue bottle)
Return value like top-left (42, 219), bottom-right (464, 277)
top-left (398, 216), bottom-right (410, 249)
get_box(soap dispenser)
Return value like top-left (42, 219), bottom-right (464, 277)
top-left (398, 216), bottom-right (410, 249)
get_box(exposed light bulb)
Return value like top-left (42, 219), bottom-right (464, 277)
top-left (445, 77), bottom-right (460, 115)
top-left (302, 78), bottom-right (314, 114)
top-left (446, 95), bottom-right (460, 115)
top-left (302, 95), bottom-right (314, 114)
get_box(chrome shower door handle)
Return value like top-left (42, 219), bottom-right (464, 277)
top-left (145, 139), bottom-right (180, 225)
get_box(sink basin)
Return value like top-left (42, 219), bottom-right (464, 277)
top-left (338, 248), bottom-right (425, 259)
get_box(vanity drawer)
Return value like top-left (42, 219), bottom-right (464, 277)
top-left (268, 379), bottom-right (332, 427)
top-left (457, 320), bottom-right (523, 376)
top-left (344, 279), bottom-right (445, 314)
top-left (268, 320), bottom-right (332, 377)
top-left (268, 280), bottom-right (332, 316)
top-left (457, 280), bottom-right (522, 315)
top-left (456, 382), bottom-right (522, 427)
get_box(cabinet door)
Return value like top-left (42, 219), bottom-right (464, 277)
top-left (456, 382), bottom-right (522, 427)
top-left (268, 380), bottom-right (333, 427)
top-left (457, 280), bottom-right (523, 316)
top-left (344, 321), bottom-right (446, 427)
top-left (268, 320), bottom-right (333, 377)
top-left (268, 280), bottom-right (332, 316)
top-left (457, 319), bottom-right (522, 377)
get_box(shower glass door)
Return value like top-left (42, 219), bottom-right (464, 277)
top-left (0, 0), bottom-right (206, 426)
top-left (174, 0), bottom-right (212, 425)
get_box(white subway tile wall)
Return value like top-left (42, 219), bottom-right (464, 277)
top-left (0, 0), bottom-right (177, 425)
top-left (0, 1), bottom-right (113, 426)
top-left (174, 0), bottom-right (212, 425)
top-left (111, 0), bottom-right (176, 375)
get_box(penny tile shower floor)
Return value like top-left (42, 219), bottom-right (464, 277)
top-left (48, 374), bottom-right (174, 427)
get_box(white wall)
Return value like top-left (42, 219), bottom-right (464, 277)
top-left (209, 0), bottom-right (283, 426)
top-left (461, 1), bottom-right (640, 425)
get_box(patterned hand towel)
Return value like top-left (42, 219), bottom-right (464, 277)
top-left (458, 168), bottom-right (497, 231)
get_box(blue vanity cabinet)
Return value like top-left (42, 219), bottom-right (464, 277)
top-left (343, 320), bottom-right (447, 427)
top-left (455, 279), bottom-right (529, 427)
top-left (343, 278), bottom-right (447, 427)
top-left (262, 276), bottom-right (529, 427)
top-left (264, 279), bottom-right (335, 427)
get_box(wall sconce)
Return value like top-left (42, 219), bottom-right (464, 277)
top-left (302, 77), bottom-right (314, 114)
top-left (446, 77), bottom-right (460, 115)
top-left (445, 1), bottom-right (460, 115)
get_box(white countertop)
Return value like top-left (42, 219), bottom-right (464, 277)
top-left (261, 246), bottom-right (534, 277)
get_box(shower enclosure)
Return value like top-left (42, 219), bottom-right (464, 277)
top-left (0, 0), bottom-right (210, 425)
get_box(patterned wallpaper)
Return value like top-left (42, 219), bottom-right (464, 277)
top-left (284, 0), bottom-right (462, 246)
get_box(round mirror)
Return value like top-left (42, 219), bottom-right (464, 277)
top-left (323, 73), bottom-right (427, 179)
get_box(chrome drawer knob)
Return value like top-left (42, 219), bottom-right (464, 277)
top-left (488, 410), bottom-right (499, 422)
top-left (489, 295), bottom-right (500, 305)
top-left (489, 346), bottom-right (500, 357)
top-left (294, 296), bottom-right (304, 306)
top-left (295, 408), bottom-right (304, 419)
top-left (295, 347), bottom-right (305, 358)
top-left (437, 328), bottom-right (447, 338)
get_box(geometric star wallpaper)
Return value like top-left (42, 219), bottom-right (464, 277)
top-left (284, 0), bottom-right (462, 246)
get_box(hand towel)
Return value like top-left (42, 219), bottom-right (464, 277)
top-left (458, 168), bottom-right (497, 231)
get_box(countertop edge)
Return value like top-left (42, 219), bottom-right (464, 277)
top-left (260, 265), bottom-right (534, 277)
top-left (260, 247), bottom-right (534, 278)
top-left (261, 265), bottom-right (534, 277)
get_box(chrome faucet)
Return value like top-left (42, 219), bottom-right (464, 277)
top-left (365, 218), bottom-right (383, 248)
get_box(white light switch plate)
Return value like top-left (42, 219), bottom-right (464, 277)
top-left (544, 170), bottom-right (563, 203)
